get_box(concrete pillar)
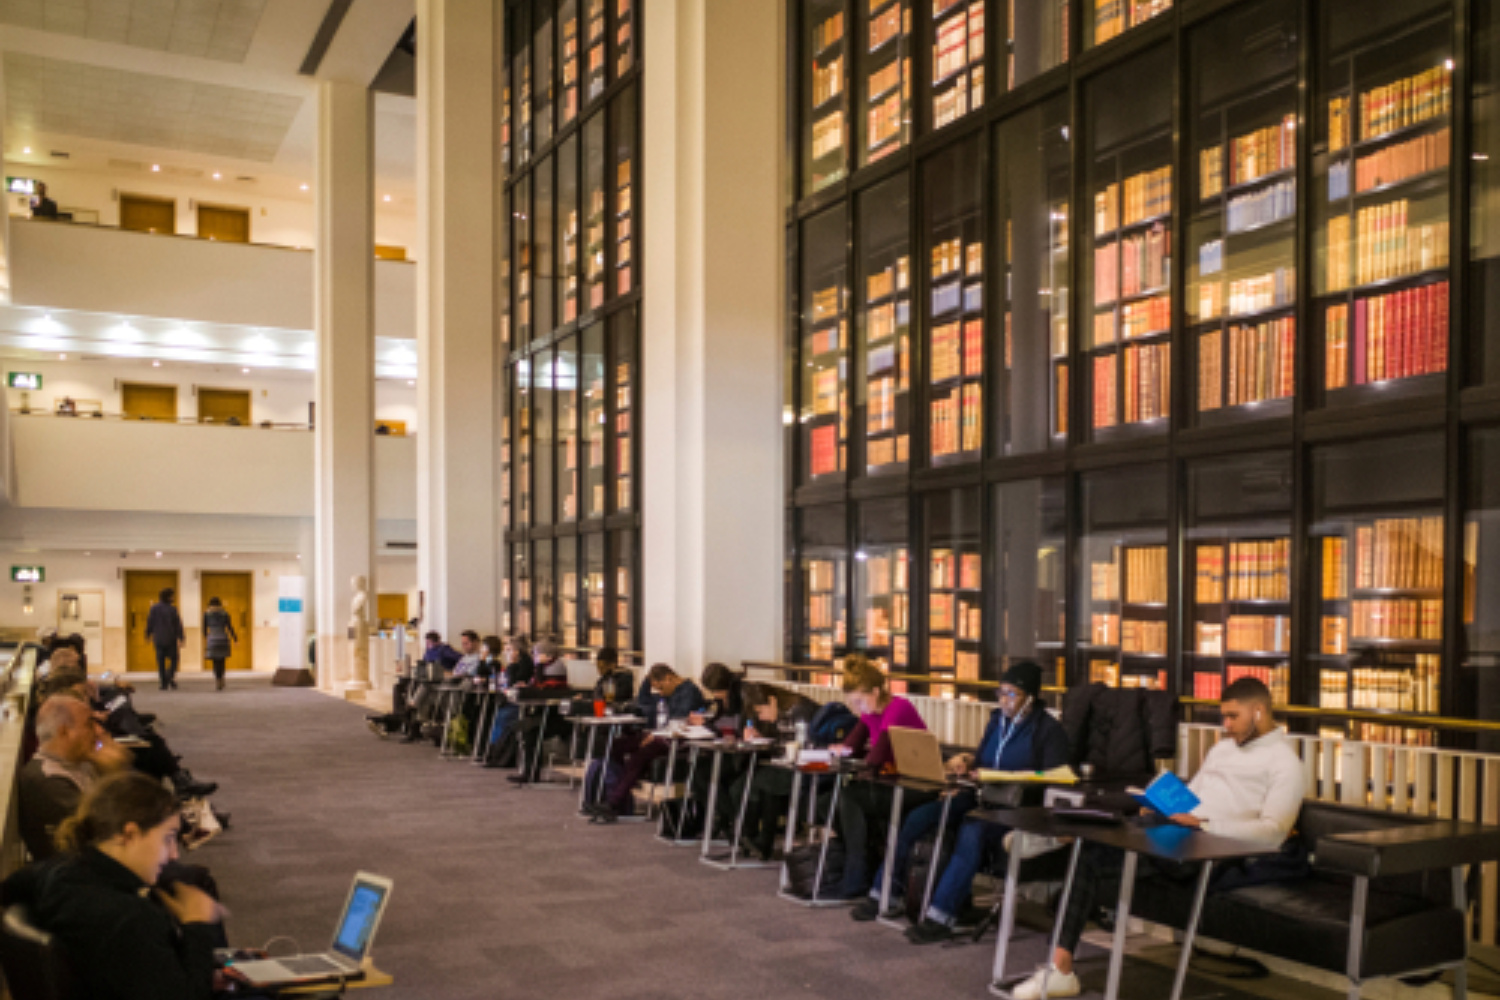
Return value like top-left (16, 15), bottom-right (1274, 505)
top-left (314, 79), bottom-right (376, 694)
top-left (641, 0), bottom-right (785, 672)
top-left (414, 0), bottom-right (499, 639)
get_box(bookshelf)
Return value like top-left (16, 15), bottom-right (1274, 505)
top-left (500, 401), bottom-right (513, 533)
top-left (560, 541), bottom-right (579, 647)
top-left (515, 174), bottom-right (533, 342)
top-left (582, 324), bottom-right (607, 519)
top-left (532, 348), bottom-right (555, 526)
top-left (858, 174), bottom-right (911, 473)
top-left (924, 489), bottom-right (982, 695)
top-left (611, 528), bottom-right (635, 651)
top-left (1007, 0), bottom-right (1069, 90)
top-left (930, 0), bottom-right (985, 132)
top-left (1091, 0), bottom-right (1172, 50)
top-left (1081, 467), bottom-right (1169, 691)
top-left (583, 115), bottom-right (607, 314)
top-left (558, 334), bottom-right (580, 523)
top-left (992, 479), bottom-right (1069, 690)
top-left (535, 539), bottom-right (555, 637)
top-left (501, 61), bottom-right (513, 176)
top-left (804, 206), bottom-right (850, 482)
top-left (857, 499), bottom-right (910, 674)
top-left (995, 97), bottom-right (1070, 454)
top-left (513, 546), bottom-right (532, 637)
top-left (511, 4), bottom-right (533, 168)
top-left (926, 139), bottom-right (984, 464)
top-left (514, 359), bottom-right (533, 527)
top-left (858, 0), bottom-right (911, 166)
top-left (802, 505), bottom-right (850, 664)
top-left (533, 1), bottom-right (555, 150)
top-left (585, 534), bottom-right (607, 648)
top-left (610, 87), bottom-right (636, 299)
top-left (610, 308), bottom-right (636, 511)
top-left (805, 0), bottom-right (849, 193)
top-left (535, 153), bottom-right (557, 338)
top-left (559, 135), bottom-right (581, 326)
top-left (561, 0), bottom-right (580, 127)
top-left (585, 0), bottom-right (606, 103)
top-left (615, 0), bottom-right (634, 77)
top-left (1315, 15), bottom-right (1451, 403)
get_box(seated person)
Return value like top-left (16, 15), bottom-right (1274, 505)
top-left (456, 634), bottom-right (505, 739)
top-left (1008, 676), bottom-right (1306, 1000)
top-left (400, 631), bottom-right (462, 743)
top-left (587, 664), bottom-right (706, 823)
top-left (729, 681), bottom-right (822, 858)
top-left (683, 662), bottom-right (750, 835)
top-left (451, 630), bottom-right (484, 681)
top-left (505, 655), bottom-right (575, 784)
top-left (1, 771), bottom-right (225, 1000)
top-left (590, 646), bottom-right (634, 708)
top-left (479, 636), bottom-right (541, 766)
top-left (898, 662), bottom-right (1070, 941)
top-left (20, 695), bottom-right (133, 860)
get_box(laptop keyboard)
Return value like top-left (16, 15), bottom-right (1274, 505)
top-left (279, 956), bottom-right (348, 976)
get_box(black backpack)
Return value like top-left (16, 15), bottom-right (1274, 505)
top-left (783, 840), bottom-right (846, 900)
top-left (808, 702), bottom-right (857, 747)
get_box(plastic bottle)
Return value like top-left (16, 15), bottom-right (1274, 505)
top-left (795, 718), bottom-right (809, 746)
top-left (656, 699), bottom-right (669, 731)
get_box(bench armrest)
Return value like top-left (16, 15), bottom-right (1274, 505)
top-left (1315, 821), bottom-right (1500, 878)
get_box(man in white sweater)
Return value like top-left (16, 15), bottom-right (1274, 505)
top-left (1012, 676), bottom-right (1306, 999)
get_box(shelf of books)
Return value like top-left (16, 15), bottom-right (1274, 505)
top-left (992, 479), bottom-right (1069, 690)
top-left (612, 92), bottom-right (635, 298)
top-left (615, 0), bottom-right (634, 77)
top-left (804, 208), bottom-right (850, 482)
top-left (582, 324), bottom-right (607, 519)
top-left (805, 0), bottom-right (848, 194)
top-left (512, 6), bottom-right (533, 169)
top-left (585, 535), bottom-right (607, 647)
top-left (514, 361), bottom-right (533, 527)
top-left (928, 545), bottom-right (981, 697)
top-left (1190, 42), bottom-right (1298, 424)
top-left (558, 336), bottom-right (580, 522)
top-left (858, 0), bottom-right (910, 166)
top-left (1087, 153), bottom-right (1173, 435)
top-left (559, 136), bottom-right (581, 326)
top-left (1316, 18), bottom-right (1451, 404)
top-left (859, 176), bottom-right (911, 474)
top-left (533, 3), bottom-right (555, 150)
top-left (612, 529), bottom-right (635, 651)
top-left (534, 541), bottom-right (555, 637)
top-left (560, 541), bottom-right (579, 647)
top-left (1007, 0), bottom-right (1068, 90)
top-left (805, 550), bottom-right (850, 663)
top-left (561, 0), bottom-right (580, 127)
top-left (513, 547), bottom-right (533, 637)
top-left (930, 0), bottom-right (984, 132)
top-left (610, 310), bottom-right (636, 511)
top-left (501, 63), bottom-right (513, 176)
top-left (584, 115), bottom-right (607, 314)
top-left (585, 0), bottom-right (606, 104)
top-left (515, 177), bottom-right (533, 343)
top-left (1082, 540), bottom-right (1170, 690)
top-left (532, 349), bottom-right (556, 525)
top-left (926, 142), bottom-right (985, 465)
top-left (1091, 0), bottom-right (1172, 50)
top-left (1313, 513), bottom-right (1444, 715)
top-left (860, 544), bottom-right (910, 673)
top-left (1187, 536), bottom-right (1292, 703)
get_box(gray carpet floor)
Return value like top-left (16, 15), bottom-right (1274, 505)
top-left (141, 677), bottom-right (1332, 1000)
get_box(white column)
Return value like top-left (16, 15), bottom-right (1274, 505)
top-left (642, 0), bottom-right (785, 672)
top-left (414, 0), bottom-right (499, 639)
top-left (314, 79), bottom-right (376, 694)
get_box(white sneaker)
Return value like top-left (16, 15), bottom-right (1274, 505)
top-left (1011, 966), bottom-right (1080, 1000)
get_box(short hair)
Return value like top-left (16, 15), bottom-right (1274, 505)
top-left (207, 596), bottom-right (222, 607)
top-left (482, 635), bottom-right (503, 656)
top-left (36, 695), bottom-right (87, 743)
top-left (159, 588), bottom-right (174, 602)
top-left (1223, 676), bottom-right (1272, 707)
top-left (595, 646), bottom-right (619, 670)
top-left (425, 631), bottom-right (442, 642)
top-left (841, 653), bottom-right (888, 695)
top-left (461, 630), bottom-right (480, 642)
top-left (700, 662), bottom-right (740, 693)
top-left (647, 663), bottom-right (677, 685)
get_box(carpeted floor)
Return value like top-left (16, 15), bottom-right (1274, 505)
top-left (139, 677), bottom-right (1337, 1000)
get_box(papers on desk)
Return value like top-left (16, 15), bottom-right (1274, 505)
top-left (796, 748), bottom-right (832, 766)
top-left (976, 765), bottom-right (1079, 785)
top-left (653, 724), bottom-right (716, 741)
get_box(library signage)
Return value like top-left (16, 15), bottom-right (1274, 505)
top-left (11, 567), bottom-right (44, 583)
top-left (7, 373), bottom-right (42, 391)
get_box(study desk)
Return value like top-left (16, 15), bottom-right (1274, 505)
top-left (973, 807), bottom-right (1275, 1000)
top-left (775, 757), bottom-right (865, 908)
top-left (697, 739), bottom-right (783, 870)
top-left (865, 772), bottom-right (978, 931)
top-left (513, 697), bottom-right (575, 786)
top-left (570, 714), bottom-right (645, 813)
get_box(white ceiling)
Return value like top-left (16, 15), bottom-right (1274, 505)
top-left (0, 0), bottom-right (271, 64)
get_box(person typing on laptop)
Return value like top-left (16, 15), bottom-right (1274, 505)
top-left (1007, 676), bottom-right (1306, 999)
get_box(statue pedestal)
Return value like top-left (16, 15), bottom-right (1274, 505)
top-left (343, 624), bottom-right (371, 701)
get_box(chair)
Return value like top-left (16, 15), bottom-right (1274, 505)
top-left (0, 906), bottom-right (76, 1000)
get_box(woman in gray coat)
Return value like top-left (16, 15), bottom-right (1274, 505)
top-left (203, 597), bottom-right (238, 691)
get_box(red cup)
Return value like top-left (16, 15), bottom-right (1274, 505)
top-left (593, 699), bottom-right (606, 718)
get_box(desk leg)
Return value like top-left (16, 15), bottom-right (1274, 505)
top-left (527, 705), bottom-right (552, 784)
top-left (779, 770), bottom-right (804, 894)
top-left (1346, 874), bottom-right (1368, 1000)
top-left (669, 746), bottom-right (700, 843)
top-left (727, 752), bottom-right (759, 866)
top-left (917, 792), bottom-right (955, 921)
top-left (471, 695), bottom-right (493, 763)
top-left (1168, 861), bottom-right (1214, 1000)
top-left (1035, 838), bottom-right (1086, 992)
top-left (438, 693), bottom-right (455, 756)
top-left (700, 750), bottom-right (724, 859)
top-left (810, 774), bottom-right (844, 904)
top-left (989, 838), bottom-right (1025, 990)
top-left (577, 726), bottom-right (598, 813)
top-left (1103, 850), bottom-right (1139, 1000)
top-left (876, 786), bottom-right (905, 927)
top-left (1454, 868), bottom-right (1469, 1000)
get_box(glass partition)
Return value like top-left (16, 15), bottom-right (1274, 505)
top-left (857, 0), bottom-right (910, 166)
top-left (512, 3), bottom-right (532, 168)
top-left (803, 0), bottom-right (849, 194)
top-left (534, 0), bottom-right (555, 149)
top-left (1463, 427), bottom-right (1500, 733)
top-left (801, 504), bottom-right (850, 665)
top-left (535, 155), bottom-right (556, 339)
top-left (615, 0), bottom-right (634, 78)
top-left (534, 538), bottom-right (555, 639)
top-left (611, 528), bottom-right (635, 650)
top-left (854, 498), bottom-right (910, 678)
top-left (561, 0), bottom-right (580, 128)
top-left (558, 536), bottom-right (579, 646)
top-left (857, 174), bottom-right (910, 475)
top-left (513, 545), bottom-right (532, 637)
top-left (1008, 0), bottom-right (1069, 89)
top-left (584, 113), bottom-right (607, 314)
top-left (802, 205), bottom-right (850, 483)
top-left (924, 136), bottom-right (984, 465)
top-left (533, 347), bottom-right (555, 525)
top-left (585, 533), bottom-right (607, 646)
top-left (924, 487), bottom-right (983, 697)
top-left (1473, 0), bottom-right (1500, 384)
top-left (611, 84), bottom-right (637, 298)
top-left (930, 0), bottom-right (985, 132)
top-left (586, 0), bottom-right (607, 104)
top-left (1089, 0), bottom-right (1171, 50)
top-left (610, 307), bottom-right (637, 511)
top-left (514, 357), bottom-right (533, 528)
top-left (557, 335), bottom-right (579, 523)
top-left (582, 322), bottom-right (607, 519)
top-left (990, 477), bottom-right (1068, 689)
top-left (515, 175), bottom-right (533, 343)
top-left (559, 135), bottom-right (581, 326)
top-left (1080, 464), bottom-right (1170, 690)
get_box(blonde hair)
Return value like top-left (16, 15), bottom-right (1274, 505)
top-left (841, 653), bottom-right (889, 697)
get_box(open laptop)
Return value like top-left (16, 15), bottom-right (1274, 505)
top-left (888, 726), bottom-right (952, 785)
top-left (228, 873), bottom-right (393, 987)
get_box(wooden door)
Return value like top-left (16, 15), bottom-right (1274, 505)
top-left (197, 204), bottom-right (250, 243)
top-left (201, 572), bottom-right (253, 671)
top-left (122, 383), bottom-right (177, 421)
top-left (376, 593), bottom-right (408, 627)
top-left (119, 194), bottom-right (175, 234)
top-left (198, 388), bottom-right (251, 424)
top-left (125, 571), bottom-right (179, 674)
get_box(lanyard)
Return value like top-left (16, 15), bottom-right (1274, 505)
top-left (991, 708), bottom-right (1027, 768)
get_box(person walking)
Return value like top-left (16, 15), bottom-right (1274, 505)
top-left (144, 588), bottom-right (185, 691)
top-left (202, 597), bottom-right (238, 692)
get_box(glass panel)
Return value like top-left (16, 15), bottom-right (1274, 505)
top-left (855, 497), bottom-right (910, 677)
top-left (558, 536), bottom-right (579, 646)
top-left (615, 0), bottom-right (634, 78)
top-left (610, 307), bottom-right (636, 510)
top-left (584, 113), bottom-right (607, 314)
top-left (611, 529), bottom-right (635, 652)
top-left (515, 175), bottom-right (533, 342)
top-left (1089, 0), bottom-right (1171, 49)
top-left (857, 175), bottom-right (909, 475)
top-left (586, 0), bottom-right (607, 103)
top-left (1310, 434), bottom-right (1445, 722)
top-left (1184, 451), bottom-right (1294, 706)
top-left (557, 335), bottom-right (579, 522)
top-left (513, 4), bottom-right (533, 168)
top-left (533, 348), bottom-right (555, 525)
top-left (1080, 465), bottom-right (1170, 690)
top-left (582, 322), bottom-right (607, 519)
top-left (1314, 0), bottom-right (1451, 406)
top-left (801, 504), bottom-right (850, 665)
top-left (514, 544), bottom-right (532, 637)
top-left (803, 0), bottom-right (849, 194)
top-left (559, 135), bottom-right (581, 326)
top-left (611, 85), bottom-right (637, 298)
top-left (930, 0), bottom-right (985, 132)
top-left (925, 136), bottom-right (984, 464)
top-left (514, 357), bottom-right (533, 527)
top-left (501, 365), bottom-right (513, 533)
top-left (995, 94), bottom-right (1070, 454)
top-left (1008, 0), bottom-right (1070, 89)
top-left (1463, 428), bottom-right (1500, 732)
top-left (857, 0), bottom-right (911, 166)
top-left (801, 205), bottom-right (850, 482)
top-left (561, 0), bottom-right (580, 127)
top-left (501, 54), bottom-right (512, 175)
top-left (500, 187), bottom-right (512, 354)
top-left (585, 533), bottom-right (607, 647)
top-left (1084, 45), bottom-right (1173, 439)
top-left (534, 0), bottom-right (555, 149)
top-left (534, 538), bottom-right (555, 639)
top-left (990, 478), bottom-right (1068, 689)
top-left (1188, 0), bottom-right (1298, 425)
top-left (502, 546), bottom-right (513, 634)
top-left (924, 487), bottom-right (982, 697)
top-left (535, 155), bottom-right (556, 338)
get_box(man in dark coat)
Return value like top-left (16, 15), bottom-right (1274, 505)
top-left (144, 588), bottom-right (185, 691)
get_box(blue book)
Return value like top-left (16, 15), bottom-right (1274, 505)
top-left (1128, 771), bottom-right (1201, 817)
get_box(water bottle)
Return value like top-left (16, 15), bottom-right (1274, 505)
top-left (794, 718), bottom-right (809, 746)
top-left (656, 699), bottom-right (669, 731)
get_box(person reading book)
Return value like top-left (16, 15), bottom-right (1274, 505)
top-left (897, 662), bottom-right (1070, 943)
top-left (1008, 676), bottom-right (1306, 1000)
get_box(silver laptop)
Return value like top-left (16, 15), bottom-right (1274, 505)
top-left (229, 873), bottom-right (393, 987)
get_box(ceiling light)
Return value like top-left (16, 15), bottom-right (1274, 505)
top-left (151, 164), bottom-right (160, 172)
top-left (213, 172), bottom-right (221, 180)
top-left (84, 552), bottom-right (91, 556)
top-left (22, 147), bottom-right (30, 154)
top-left (152, 360), bottom-right (161, 367)
top-left (154, 551), bottom-right (162, 558)
top-left (223, 553), bottom-right (231, 559)
top-left (383, 194), bottom-right (392, 202)
top-left (407, 380), bottom-right (415, 386)
top-left (301, 183), bottom-right (309, 191)
top-left (58, 353), bottom-right (66, 360)
top-left (242, 367), bottom-right (250, 373)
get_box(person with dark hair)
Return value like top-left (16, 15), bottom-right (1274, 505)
top-left (2, 771), bottom-right (224, 1000)
top-left (1007, 676), bottom-right (1306, 999)
top-left (591, 646), bottom-right (634, 707)
top-left (29, 181), bottom-right (58, 220)
top-left (504, 650), bottom-right (576, 785)
top-left (587, 664), bottom-right (706, 823)
top-left (400, 631), bottom-right (462, 743)
top-left (144, 588), bottom-right (185, 691)
top-left (202, 597), bottom-right (237, 692)
top-left (721, 680), bottom-right (822, 857)
top-left (452, 630), bottom-right (484, 680)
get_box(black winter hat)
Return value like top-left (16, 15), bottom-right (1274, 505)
top-left (998, 661), bottom-right (1043, 700)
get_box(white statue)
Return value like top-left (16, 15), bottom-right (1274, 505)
top-left (349, 574), bottom-right (370, 632)
top-left (346, 573), bottom-right (371, 693)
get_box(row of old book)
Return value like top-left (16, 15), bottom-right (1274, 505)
top-left (1197, 317), bottom-right (1295, 411)
top-left (1194, 539), bottom-right (1291, 602)
top-left (1325, 281), bottom-right (1448, 389)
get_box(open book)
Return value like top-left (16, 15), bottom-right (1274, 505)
top-left (1126, 771), bottom-right (1201, 816)
top-left (976, 764), bottom-right (1079, 785)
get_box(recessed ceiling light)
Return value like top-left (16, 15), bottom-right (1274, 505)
top-left (223, 553), bottom-right (231, 559)
top-left (154, 551), bottom-right (162, 558)
top-left (22, 147), bottom-right (30, 155)
top-left (58, 353), bottom-right (66, 360)
top-left (242, 367), bottom-right (250, 374)
top-left (300, 183), bottom-right (309, 191)
top-left (382, 194), bottom-right (392, 202)
top-left (83, 552), bottom-right (90, 556)
top-left (407, 380), bottom-right (415, 386)
top-left (213, 172), bottom-right (221, 180)
top-left (151, 164), bottom-right (160, 172)
top-left (152, 360), bottom-right (161, 367)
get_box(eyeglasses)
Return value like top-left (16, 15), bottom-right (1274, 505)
top-left (998, 688), bottom-right (1023, 701)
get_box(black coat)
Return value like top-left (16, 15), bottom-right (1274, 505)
top-left (1060, 683), bottom-right (1179, 782)
top-left (1, 849), bottom-right (217, 1000)
top-left (144, 602), bottom-right (184, 649)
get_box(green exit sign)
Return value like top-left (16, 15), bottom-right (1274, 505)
top-left (11, 567), bottom-right (43, 583)
top-left (7, 373), bottom-right (41, 390)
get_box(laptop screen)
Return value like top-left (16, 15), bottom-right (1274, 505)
top-left (332, 881), bottom-right (388, 962)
